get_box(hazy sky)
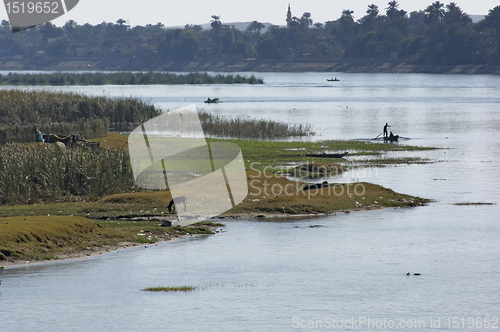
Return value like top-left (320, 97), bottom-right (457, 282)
top-left (1, 0), bottom-right (497, 28)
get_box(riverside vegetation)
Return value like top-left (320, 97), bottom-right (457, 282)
top-left (1, 3), bottom-right (499, 66)
top-left (0, 90), bottom-right (160, 143)
top-left (0, 72), bottom-right (264, 86)
top-left (0, 91), bottom-right (434, 265)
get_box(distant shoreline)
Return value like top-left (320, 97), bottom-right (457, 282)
top-left (1, 58), bottom-right (499, 75)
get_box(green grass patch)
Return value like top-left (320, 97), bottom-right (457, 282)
top-left (141, 286), bottom-right (196, 292)
top-left (207, 138), bottom-right (436, 170)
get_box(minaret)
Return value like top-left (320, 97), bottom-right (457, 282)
top-left (286, 4), bottom-right (292, 29)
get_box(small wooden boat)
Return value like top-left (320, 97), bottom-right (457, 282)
top-left (327, 78), bottom-right (340, 82)
top-left (204, 98), bottom-right (220, 104)
top-left (306, 152), bottom-right (348, 158)
top-left (383, 135), bottom-right (399, 142)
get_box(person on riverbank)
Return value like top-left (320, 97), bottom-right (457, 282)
top-left (383, 123), bottom-right (391, 138)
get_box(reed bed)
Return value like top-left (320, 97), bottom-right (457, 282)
top-left (0, 72), bottom-right (264, 86)
top-left (1, 90), bottom-right (309, 140)
top-left (0, 143), bottom-right (134, 205)
top-left (199, 112), bottom-right (313, 138)
top-left (0, 90), bottom-right (160, 125)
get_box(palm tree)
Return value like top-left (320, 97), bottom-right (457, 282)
top-left (290, 16), bottom-right (301, 28)
top-left (300, 12), bottom-right (313, 32)
top-left (210, 15), bottom-right (221, 30)
top-left (116, 19), bottom-right (126, 26)
top-left (424, 1), bottom-right (445, 23)
top-left (444, 3), bottom-right (470, 24)
top-left (485, 6), bottom-right (500, 53)
top-left (246, 21), bottom-right (265, 38)
top-left (342, 9), bottom-right (354, 20)
top-left (338, 9), bottom-right (356, 48)
top-left (366, 4), bottom-right (379, 30)
top-left (210, 15), bottom-right (222, 53)
top-left (386, 1), bottom-right (399, 19)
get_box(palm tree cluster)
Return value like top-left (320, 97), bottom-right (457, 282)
top-left (255, 2), bottom-right (500, 64)
top-left (0, 2), bottom-right (499, 65)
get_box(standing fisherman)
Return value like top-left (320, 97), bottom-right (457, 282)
top-left (383, 123), bottom-right (391, 138)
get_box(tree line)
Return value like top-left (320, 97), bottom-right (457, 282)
top-left (0, 1), bottom-right (499, 65)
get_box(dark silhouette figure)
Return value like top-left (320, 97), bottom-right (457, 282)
top-left (383, 123), bottom-right (391, 138)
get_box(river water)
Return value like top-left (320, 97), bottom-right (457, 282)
top-left (0, 72), bottom-right (499, 331)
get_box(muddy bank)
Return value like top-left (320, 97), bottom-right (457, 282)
top-left (0, 58), bottom-right (498, 74)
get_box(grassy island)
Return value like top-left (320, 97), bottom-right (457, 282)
top-left (0, 91), bottom-right (435, 266)
top-left (0, 72), bottom-right (264, 86)
top-left (142, 286), bottom-right (196, 292)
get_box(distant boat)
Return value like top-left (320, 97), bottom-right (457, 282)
top-left (327, 77), bottom-right (340, 82)
top-left (204, 97), bottom-right (220, 103)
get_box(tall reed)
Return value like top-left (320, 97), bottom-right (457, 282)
top-left (0, 143), bottom-right (134, 204)
top-left (198, 112), bottom-right (313, 138)
top-left (0, 90), bottom-right (160, 125)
